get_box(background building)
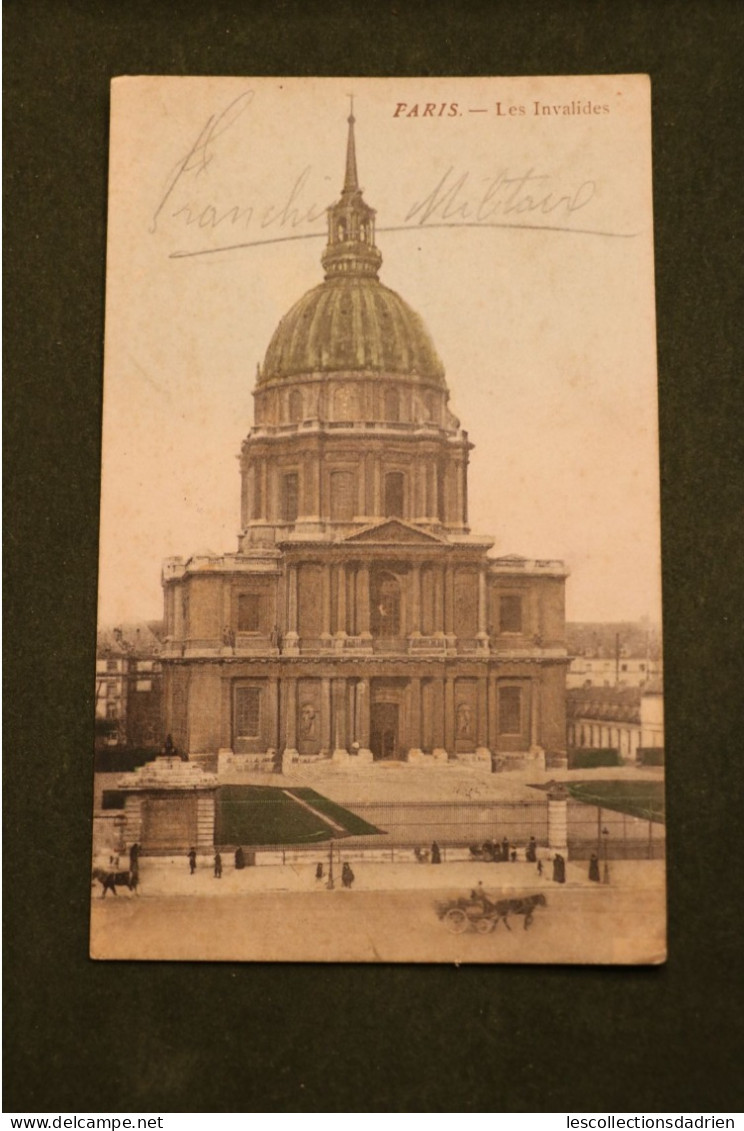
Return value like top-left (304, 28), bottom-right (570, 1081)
top-left (160, 114), bottom-right (569, 773)
top-left (566, 681), bottom-right (664, 763)
top-left (566, 619), bottom-right (663, 689)
top-left (95, 622), bottom-right (164, 751)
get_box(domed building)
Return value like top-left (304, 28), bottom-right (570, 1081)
top-left (160, 112), bottom-right (569, 772)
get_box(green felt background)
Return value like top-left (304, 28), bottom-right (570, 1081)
top-left (6, 0), bottom-right (743, 1113)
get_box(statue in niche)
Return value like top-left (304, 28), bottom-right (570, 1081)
top-left (300, 703), bottom-right (317, 739)
top-left (456, 702), bottom-right (473, 739)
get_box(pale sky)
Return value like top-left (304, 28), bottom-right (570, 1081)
top-left (99, 75), bottom-right (661, 627)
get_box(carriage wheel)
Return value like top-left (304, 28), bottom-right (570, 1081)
top-left (475, 917), bottom-right (494, 934)
top-left (444, 908), bottom-right (469, 934)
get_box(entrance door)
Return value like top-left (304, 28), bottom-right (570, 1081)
top-left (371, 702), bottom-right (399, 760)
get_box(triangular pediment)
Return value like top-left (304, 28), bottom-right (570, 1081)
top-left (343, 520), bottom-right (445, 545)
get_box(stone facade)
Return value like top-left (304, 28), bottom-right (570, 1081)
top-left (160, 112), bottom-right (569, 773)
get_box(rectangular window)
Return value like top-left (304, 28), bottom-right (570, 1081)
top-left (499, 595), bottom-right (523, 633)
top-left (106, 659), bottom-right (118, 672)
top-left (499, 686), bottom-right (522, 734)
top-left (106, 702), bottom-right (118, 720)
top-left (237, 594), bottom-right (261, 633)
top-left (282, 472), bottom-right (299, 522)
top-left (136, 679), bottom-right (153, 692)
top-left (235, 687), bottom-right (261, 739)
top-left (330, 470), bottom-right (355, 520)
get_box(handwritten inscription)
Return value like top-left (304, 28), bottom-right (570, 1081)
top-left (153, 91), bottom-right (621, 258)
top-left (405, 167), bottom-right (595, 225)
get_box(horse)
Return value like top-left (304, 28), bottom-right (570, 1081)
top-left (92, 867), bottom-right (139, 897)
top-left (490, 893), bottom-right (546, 931)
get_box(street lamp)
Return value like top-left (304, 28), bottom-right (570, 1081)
top-left (602, 826), bottom-right (610, 884)
top-left (326, 839), bottom-right (335, 890)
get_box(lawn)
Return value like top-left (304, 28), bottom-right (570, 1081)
top-left (566, 780), bottom-right (665, 824)
top-left (216, 785), bottom-right (382, 846)
top-left (287, 788), bottom-right (383, 837)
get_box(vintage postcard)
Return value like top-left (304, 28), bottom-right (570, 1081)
top-left (92, 75), bottom-right (664, 963)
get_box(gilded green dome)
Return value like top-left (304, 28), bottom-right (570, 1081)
top-left (259, 108), bottom-right (446, 388)
top-left (261, 277), bottom-right (445, 385)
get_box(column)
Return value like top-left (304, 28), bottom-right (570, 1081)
top-left (415, 463), bottom-right (426, 519)
top-left (444, 565), bottom-right (456, 647)
top-left (313, 455), bottom-right (321, 518)
top-left (241, 465), bottom-right (249, 527)
top-left (285, 564), bottom-right (299, 652)
top-left (530, 678), bottom-right (541, 750)
top-left (283, 677), bottom-right (298, 763)
top-left (476, 675), bottom-right (489, 754)
top-left (373, 455), bottom-right (382, 515)
top-left (444, 676), bottom-right (455, 755)
top-left (332, 677), bottom-right (348, 760)
top-left (408, 677), bottom-right (423, 759)
top-left (335, 562), bottom-right (347, 640)
top-left (433, 565), bottom-right (444, 634)
top-left (357, 563), bottom-right (372, 641)
top-left (409, 563), bottom-right (421, 636)
top-left (260, 460), bottom-right (268, 520)
top-left (432, 678), bottom-right (446, 758)
top-left (173, 583), bottom-right (184, 641)
top-left (320, 565), bottom-right (332, 644)
top-left (477, 567), bottom-right (489, 650)
top-left (357, 458), bottom-right (366, 517)
top-left (454, 458), bottom-right (466, 528)
top-left (487, 676), bottom-right (498, 764)
top-left (356, 678), bottom-right (372, 760)
top-left (269, 464), bottom-right (280, 522)
top-left (320, 677), bottom-right (332, 754)
top-left (267, 677), bottom-right (280, 751)
top-left (303, 453), bottom-right (313, 517)
top-left (219, 678), bottom-right (232, 751)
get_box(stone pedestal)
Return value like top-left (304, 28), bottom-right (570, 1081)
top-left (118, 756), bottom-right (218, 853)
top-left (547, 782), bottom-right (569, 857)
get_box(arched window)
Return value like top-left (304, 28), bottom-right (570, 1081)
top-left (371, 572), bottom-right (401, 638)
top-left (288, 389), bottom-right (302, 423)
top-left (337, 219), bottom-right (347, 242)
top-left (384, 472), bottom-right (405, 518)
top-left (384, 387), bottom-right (400, 422)
top-left (333, 383), bottom-right (358, 421)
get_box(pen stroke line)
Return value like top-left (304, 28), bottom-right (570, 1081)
top-left (169, 221), bottom-right (640, 259)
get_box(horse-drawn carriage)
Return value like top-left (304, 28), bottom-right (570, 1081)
top-left (436, 892), bottom-right (546, 933)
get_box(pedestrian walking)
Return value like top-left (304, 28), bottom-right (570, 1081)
top-left (235, 846), bottom-right (245, 870)
top-left (431, 841), bottom-right (441, 864)
top-left (552, 853), bottom-right (566, 884)
top-left (537, 858), bottom-right (543, 877)
top-left (214, 852), bottom-right (222, 879)
top-left (315, 862), bottom-right (324, 881)
top-left (341, 861), bottom-right (355, 889)
top-left (526, 836), bottom-right (537, 863)
top-left (501, 837), bottom-right (509, 862)
top-left (588, 853), bottom-right (600, 882)
top-left (129, 842), bottom-right (141, 869)
top-left (188, 847), bottom-right (197, 874)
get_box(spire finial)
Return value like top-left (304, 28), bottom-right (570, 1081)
top-left (343, 94), bottom-right (359, 193)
